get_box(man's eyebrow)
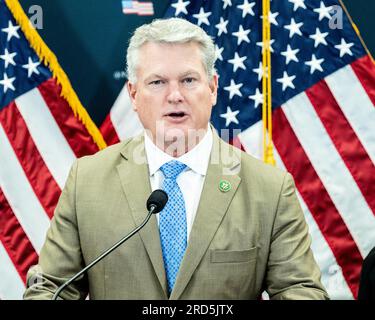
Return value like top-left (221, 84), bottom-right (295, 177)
top-left (144, 71), bottom-right (201, 82)
top-left (180, 71), bottom-right (201, 78)
top-left (144, 74), bottom-right (165, 82)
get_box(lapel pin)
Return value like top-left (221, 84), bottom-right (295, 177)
top-left (219, 180), bottom-right (231, 193)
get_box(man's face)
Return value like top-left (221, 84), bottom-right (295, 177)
top-left (128, 41), bottom-right (218, 152)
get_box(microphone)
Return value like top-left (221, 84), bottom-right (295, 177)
top-left (52, 189), bottom-right (168, 300)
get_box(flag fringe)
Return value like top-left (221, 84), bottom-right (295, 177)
top-left (5, 0), bottom-right (107, 150)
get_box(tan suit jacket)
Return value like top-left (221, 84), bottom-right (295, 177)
top-left (24, 131), bottom-right (329, 300)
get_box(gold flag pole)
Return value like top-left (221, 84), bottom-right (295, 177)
top-left (262, 0), bottom-right (275, 165)
top-left (261, 0), bottom-right (268, 162)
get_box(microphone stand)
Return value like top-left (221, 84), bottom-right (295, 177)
top-left (52, 205), bottom-right (157, 300)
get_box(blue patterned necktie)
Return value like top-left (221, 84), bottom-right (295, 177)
top-left (159, 160), bottom-right (187, 294)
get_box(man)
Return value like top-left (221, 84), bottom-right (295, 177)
top-left (24, 18), bottom-right (329, 300)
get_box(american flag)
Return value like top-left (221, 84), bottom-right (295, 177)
top-left (0, 0), bottom-right (105, 299)
top-left (122, 0), bottom-right (154, 16)
top-left (101, 0), bottom-right (375, 299)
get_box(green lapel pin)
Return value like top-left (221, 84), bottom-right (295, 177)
top-left (219, 179), bottom-right (231, 193)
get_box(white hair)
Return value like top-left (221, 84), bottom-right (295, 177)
top-left (126, 18), bottom-right (217, 83)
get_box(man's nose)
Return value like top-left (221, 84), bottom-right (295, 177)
top-left (167, 83), bottom-right (184, 104)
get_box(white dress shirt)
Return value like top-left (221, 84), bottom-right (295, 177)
top-left (144, 126), bottom-right (213, 241)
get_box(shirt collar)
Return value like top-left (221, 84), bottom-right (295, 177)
top-left (144, 125), bottom-right (213, 177)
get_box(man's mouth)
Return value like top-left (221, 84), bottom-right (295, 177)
top-left (166, 111), bottom-right (187, 119)
top-left (164, 111), bottom-right (189, 124)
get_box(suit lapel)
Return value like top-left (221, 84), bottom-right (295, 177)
top-left (117, 135), bottom-right (168, 298)
top-left (170, 132), bottom-right (242, 300)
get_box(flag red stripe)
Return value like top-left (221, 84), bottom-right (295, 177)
top-left (0, 102), bottom-right (60, 219)
top-left (0, 190), bottom-right (38, 284)
top-left (38, 79), bottom-right (100, 157)
top-left (305, 80), bottom-right (375, 214)
top-left (100, 113), bottom-right (120, 146)
top-left (350, 55), bottom-right (375, 107)
top-left (273, 107), bottom-right (363, 298)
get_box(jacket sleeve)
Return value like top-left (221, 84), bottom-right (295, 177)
top-left (23, 160), bottom-right (88, 300)
top-left (266, 172), bottom-right (330, 300)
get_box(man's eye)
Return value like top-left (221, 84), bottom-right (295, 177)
top-left (149, 80), bottom-right (163, 85)
top-left (183, 77), bottom-right (196, 84)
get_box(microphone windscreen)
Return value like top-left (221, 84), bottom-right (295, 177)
top-left (146, 189), bottom-right (168, 213)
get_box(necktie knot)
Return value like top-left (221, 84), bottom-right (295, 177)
top-left (160, 160), bottom-right (187, 180)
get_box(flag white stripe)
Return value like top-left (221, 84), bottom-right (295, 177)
top-left (137, 11), bottom-right (155, 15)
top-left (301, 194), bottom-right (354, 300)
top-left (0, 241), bottom-right (25, 300)
top-left (237, 120), bottom-right (263, 160)
top-left (282, 92), bottom-right (375, 257)
top-left (15, 89), bottom-right (76, 189)
top-left (238, 121), bottom-right (353, 299)
top-left (123, 9), bottom-right (138, 13)
top-left (136, 3), bottom-right (153, 8)
top-left (325, 65), bottom-right (375, 164)
top-left (110, 86), bottom-right (143, 140)
top-left (0, 124), bottom-right (50, 253)
top-left (272, 150), bottom-right (354, 300)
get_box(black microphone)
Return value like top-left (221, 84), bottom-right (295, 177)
top-left (52, 189), bottom-right (168, 300)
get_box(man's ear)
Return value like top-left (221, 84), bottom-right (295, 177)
top-left (127, 81), bottom-right (137, 111)
top-left (209, 74), bottom-right (218, 106)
